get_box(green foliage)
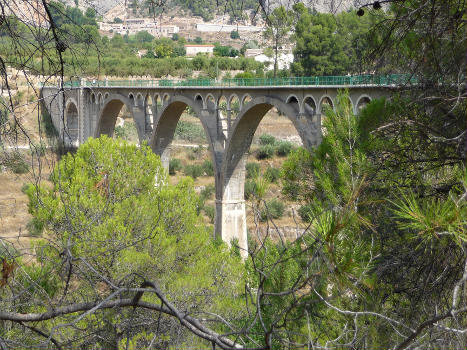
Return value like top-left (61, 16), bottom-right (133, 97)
top-left (297, 203), bottom-right (313, 222)
top-left (142, 50), bottom-right (156, 59)
top-left (230, 30), bottom-right (240, 39)
top-left (114, 121), bottom-right (139, 142)
top-left (264, 167), bottom-right (280, 183)
top-left (203, 205), bottom-right (215, 224)
top-left (21, 183), bottom-right (33, 194)
top-left (2, 151), bottom-right (29, 174)
top-left (246, 162), bottom-right (260, 179)
top-left (174, 120), bottom-right (206, 142)
top-left (264, 6), bottom-right (294, 76)
top-left (30, 141), bottom-right (47, 157)
top-left (259, 133), bottom-right (277, 146)
top-left (197, 184), bottom-right (215, 215)
top-left (0, 24), bottom-right (263, 78)
top-left (253, 176), bottom-right (269, 201)
top-left (200, 184), bottom-right (215, 201)
top-left (278, 78), bottom-right (467, 346)
top-left (189, 145), bottom-right (205, 160)
top-left (276, 140), bottom-right (293, 156)
top-left (244, 179), bottom-right (256, 200)
top-left (260, 199), bottom-right (285, 221)
top-left (214, 44), bottom-right (238, 57)
top-left (240, 40), bottom-right (259, 55)
top-left (282, 91), bottom-right (366, 208)
top-left (21, 261), bottom-right (60, 297)
top-left (280, 147), bottom-right (313, 201)
top-left (292, 7), bottom-right (371, 76)
top-left (392, 169), bottom-right (467, 246)
top-left (169, 158), bottom-right (182, 175)
top-left (184, 164), bottom-right (204, 179)
top-left (134, 30), bottom-right (154, 43)
top-left (202, 159), bottom-right (214, 176)
top-left (26, 217), bottom-right (44, 237)
top-left (155, 42), bottom-right (173, 58)
top-left (243, 240), bottom-right (321, 349)
top-left (280, 90), bottom-right (372, 289)
top-left (24, 136), bottom-right (245, 346)
top-left (256, 144), bottom-right (275, 160)
top-left (49, 1), bottom-right (98, 28)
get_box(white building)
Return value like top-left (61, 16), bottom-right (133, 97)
top-left (99, 18), bottom-right (179, 37)
top-left (184, 44), bottom-right (215, 56)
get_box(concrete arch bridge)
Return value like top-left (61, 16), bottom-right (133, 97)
top-left (41, 76), bottom-right (404, 257)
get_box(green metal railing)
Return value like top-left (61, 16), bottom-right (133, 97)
top-left (42, 74), bottom-right (417, 88)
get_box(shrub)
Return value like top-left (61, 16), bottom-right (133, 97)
top-left (256, 144), bottom-right (275, 160)
top-left (276, 140), bottom-right (294, 156)
top-left (196, 184), bottom-right (215, 214)
top-left (260, 199), bottom-right (285, 221)
top-left (30, 142), bottom-right (47, 157)
top-left (230, 30), bottom-right (240, 39)
top-left (193, 145), bottom-right (205, 156)
top-left (114, 122), bottom-right (138, 142)
top-left (174, 121), bottom-right (206, 142)
top-left (184, 164), bottom-right (204, 179)
top-left (204, 205), bottom-right (215, 224)
top-left (21, 183), bottom-right (33, 194)
top-left (265, 167), bottom-right (280, 183)
top-left (202, 159), bottom-right (214, 176)
top-left (244, 180), bottom-right (256, 200)
top-left (188, 145), bottom-right (205, 160)
top-left (26, 217), bottom-right (43, 237)
top-left (169, 158), bottom-right (182, 175)
top-left (200, 184), bottom-right (215, 201)
top-left (3, 152), bottom-right (29, 174)
top-left (246, 162), bottom-right (260, 179)
top-left (259, 134), bottom-right (276, 146)
top-left (253, 176), bottom-right (269, 200)
top-left (298, 204), bottom-right (313, 222)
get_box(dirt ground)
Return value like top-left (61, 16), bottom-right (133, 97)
top-left (0, 155), bottom-right (55, 257)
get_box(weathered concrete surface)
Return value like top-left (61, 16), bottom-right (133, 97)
top-left (41, 84), bottom-right (391, 258)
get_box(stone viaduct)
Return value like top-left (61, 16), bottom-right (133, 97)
top-left (41, 77), bottom-right (395, 257)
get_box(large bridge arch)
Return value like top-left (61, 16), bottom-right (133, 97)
top-left (219, 96), bottom-right (321, 257)
top-left (94, 93), bottom-right (144, 142)
top-left (150, 95), bottom-right (219, 173)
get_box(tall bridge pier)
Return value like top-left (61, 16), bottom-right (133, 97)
top-left (41, 77), bottom-right (395, 257)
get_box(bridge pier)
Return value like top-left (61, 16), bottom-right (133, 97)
top-left (217, 199), bottom-right (248, 258)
